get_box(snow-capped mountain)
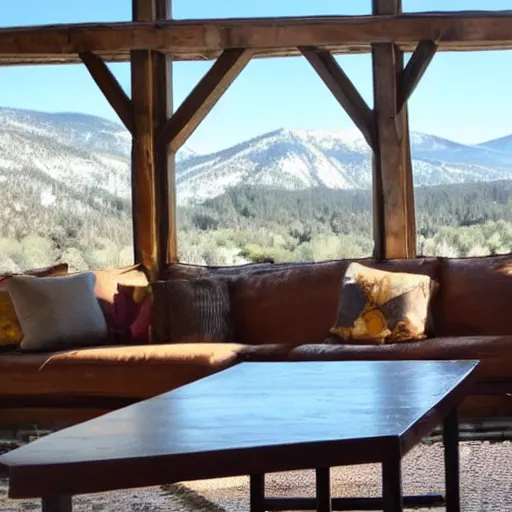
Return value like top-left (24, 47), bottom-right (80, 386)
top-left (176, 127), bottom-right (512, 204)
top-left (0, 107), bottom-right (131, 158)
top-left (0, 107), bottom-right (132, 200)
top-left (176, 129), bottom-right (371, 204)
top-left (1, 107), bottom-right (511, 208)
top-left (477, 134), bottom-right (512, 153)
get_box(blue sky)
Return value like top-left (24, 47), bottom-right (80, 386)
top-left (2, 0), bottom-right (512, 154)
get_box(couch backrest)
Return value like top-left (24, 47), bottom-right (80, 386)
top-left (230, 260), bottom-right (352, 345)
top-left (164, 258), bottom-right (440, 345)
top-left (436, 254), bottom-right (512, 336)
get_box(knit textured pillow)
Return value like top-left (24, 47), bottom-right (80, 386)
top-left (330, 262), bottom-right (435, 345)
top-left (151, 278), bottom-right (233, 343)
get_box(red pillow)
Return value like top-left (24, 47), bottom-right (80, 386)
top-left (111, 284), bottom-right (151, 344)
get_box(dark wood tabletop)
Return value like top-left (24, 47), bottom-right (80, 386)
top-left (0, 360), bottom-right (478, 499)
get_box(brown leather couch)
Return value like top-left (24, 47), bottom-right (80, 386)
top-left (2, 255), bottom-right (512, 428)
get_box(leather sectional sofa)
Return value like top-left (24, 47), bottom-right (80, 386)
top-left (2, 254), bottom-right (512, 428)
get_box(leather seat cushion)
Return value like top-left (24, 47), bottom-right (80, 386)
top-left (0, 343), bottom-right (244, 400)
top-left (288, 336), bottom-right (512, 381)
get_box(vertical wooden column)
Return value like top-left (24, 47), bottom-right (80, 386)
top-left (154, 0), bottom-right (177, 272)
top-left (131, 0), bottom-right (174, 279)
top-left (372, 0), bottom-right (416, 260)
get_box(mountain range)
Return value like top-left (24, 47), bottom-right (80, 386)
top-left (1, 106), bottom-right (511, 208)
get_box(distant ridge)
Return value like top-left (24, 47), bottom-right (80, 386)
top-left (0, 107), bottom-right (511, 207)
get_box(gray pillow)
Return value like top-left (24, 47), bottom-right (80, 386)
top-left (151, 278), bottom-right (233, 343)
top-left (7, 272), bottom-right (108, 352)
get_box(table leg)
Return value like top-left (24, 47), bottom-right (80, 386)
top-left (382, 453), bottom-right (403, 512)
top-left (42, 496), bottom-right (72, 512)
top-left (443, 408), bottom-right (460, 512)
top-left (250, 473), bottom-right (265, 512)
top-left (316, 467), bottom-right (331, 512)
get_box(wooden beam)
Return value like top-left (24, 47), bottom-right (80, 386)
top-left (130, 48), bottom-right (158, 276)
top-left (161, 48), bottom-right (252, 152)
top-left (300, 48), bottom-right (375, 150)
top-left (2, 12), bottom-right (512, 63)
top-left (154, 1), bottom-right (177, 271)
top-left (398, 40), bottom-right (437, 111)
top-left (79, 52), bottom-right (134, 134)
top-left (154, 0), bottom-right (177, 270)
top-left (372, 0), bottom-right (416, 260)
top-left (130, 0), bottom-right (172, 278)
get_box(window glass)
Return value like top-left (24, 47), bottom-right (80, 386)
top-left (408, 51), bottom-right (512, 257)
top-left (175, 55), bottom-right (375, 265)
top-left (0, 64), bottom-right (133, 273)
top-left (3, 0), bottom-right (130, 26)
top-left (173, 1), bottom-right (371, 19)
top-left (403, 0), bottom-right (510, 12)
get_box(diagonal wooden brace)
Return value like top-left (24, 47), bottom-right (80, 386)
top-left (398, 40), bottom-right (437, 112)
top-left (300, 47), bottom-right (376, 151)
top-left (161, 48), bottom-right (253, 152)
top-left (79, 52), bottom-right (134, 134)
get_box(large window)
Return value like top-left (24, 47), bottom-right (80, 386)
top-left (6, 3), bottom-right (510, 272)
top-left (408, 50), bottom-right (512, 257)
top-left (0, 65), bottom-right (133, 274)
top-left (1, 3), bottom-right (133, 274)
top-left (175, 56), bottom-right (374, 265)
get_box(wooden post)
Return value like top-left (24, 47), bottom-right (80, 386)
top-left (130, 0), bottom-right (174, 278)
top-left (154, 0), bottom-right (177, 271)
top-left (372, 0), bottom-right (416, 260)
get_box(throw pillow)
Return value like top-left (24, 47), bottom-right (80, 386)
top-left (0, 263), bottom-right (69, 349)
top-left (7, 272), bottom-right (108, 352)
top-left (151, 278), bottom-right (233, 343)
top-left (330, 262), bottom-right (435, 344)
top-left (0, 292), bottom-right (23, 348)
top-left (111, 284), bottom-right (152, 344)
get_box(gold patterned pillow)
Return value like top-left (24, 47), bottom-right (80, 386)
top-left (0, 291), bottom-right (23, 347)
top-left (330, 262), bottom-right (435, 344)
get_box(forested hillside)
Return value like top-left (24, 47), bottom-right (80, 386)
top-left (178, 180), bottom-right (512, 264)
top-left (2, 179), bottom-right (512, 272)
top-left (0, 167), bottom-right (133, 273)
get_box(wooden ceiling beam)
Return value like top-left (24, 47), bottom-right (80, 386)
top-left (398, 40), bottom-right (437, 111)
top-left (161, 48), bottom-right (252, 152)
top-left (300, 48), bottom-right (376, 150)
top-left (79, 52), bottom-right (134, 134)
top-left (1, 12), bottom-right (512, 60)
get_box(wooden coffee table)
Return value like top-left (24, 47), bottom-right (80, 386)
top-left (0, 360), bottom-right (478, 512)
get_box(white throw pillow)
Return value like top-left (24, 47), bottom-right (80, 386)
top-left (6, 272), bottom-right (107, 352)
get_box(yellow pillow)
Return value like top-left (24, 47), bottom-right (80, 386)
top-left (0, 290), bottom-right (23, 347)
top-left (330, 262), bottom-right (435, 344)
